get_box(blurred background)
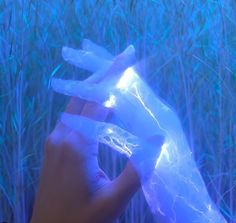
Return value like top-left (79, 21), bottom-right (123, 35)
top-left (0, 0), bottom-right (235, 222)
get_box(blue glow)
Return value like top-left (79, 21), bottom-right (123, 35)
top-left (2, 2), bottom-right (235, 223)
top-left (53, 62), bottom-right (227, 222)
top-left (103, 94), bottom-right (116, 108)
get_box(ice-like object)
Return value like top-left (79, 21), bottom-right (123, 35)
top-left (60, 112), bottom-right (163, 181)
top-left (51, 43), bottom-right (227, 222)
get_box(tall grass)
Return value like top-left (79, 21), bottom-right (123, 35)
top-left (0, 0), bottom-right (235, 222)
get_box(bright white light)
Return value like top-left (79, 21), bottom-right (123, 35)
top-left (104, 94), bottom-right (116, 108)
top-left (116, 67), bottom-right (137, 90)
top-left (107, 128), bottom-right (113, 134)
top-left (207, 204), bottom-right (212, 212)
top-left (155, 141), bottom-right (170, 168)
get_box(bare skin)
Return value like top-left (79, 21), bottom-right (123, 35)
top-left (30, 97), bottom-right (141, 223)
top-left (30, 44), bottom-right (147, 223)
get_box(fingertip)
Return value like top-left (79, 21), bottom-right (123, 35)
top-left (117, 44), bottom-right (136, 64)
top-left (82, 38), bottom-right (91, 50)
top-left (61, 46), bottom-right (81, 63)
top-left (122, 44), bottom-right (135, 56)
top-left (61, 46), bottom-right (70, 60)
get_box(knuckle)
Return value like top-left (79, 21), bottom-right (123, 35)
top-left (44, 131), bottom-right (85, 159)
top-left (44, 133), bottom-right (63, 155)
top-left (44, 135), bottom-right (70, 160)
top-left (44, 137), bottom-right (57, 158)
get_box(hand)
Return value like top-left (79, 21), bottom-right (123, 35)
top-left (50, 40), bottom-right (227, 223)
top-left (30, 41), bottom-right (141, 223)
top-left (51, 40), bottom-right (165, 180)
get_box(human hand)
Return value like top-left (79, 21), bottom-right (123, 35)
top-left (50, 40), bottom-right (227, 223)
top-left (51, 40), bottom-right (165, 181)
top-left (30, 41), bottom-right (142, 223)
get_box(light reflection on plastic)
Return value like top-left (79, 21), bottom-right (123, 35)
top-left (116, 67), bottom-right (138, 90)
top-left (155, 141), bottom-right (170, 168)
top-left (52, 64), bottom-right (227, 223)
top-left (104, 94), bottom-right (116, 108)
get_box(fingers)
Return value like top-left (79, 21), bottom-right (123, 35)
top-left (64, 97), bottom-right (85, 114)
top-left (61, 41), bottom-right (115, 117)
top-left (61, 43), bottom-right (113, 121)
top-left (52, 44), bottom-right (137, 138)
top-left (85, 68), bottom-right (109, 83)
top-left (62, 46), bottom-right (111, 72)
top-left (62, 44), bottom-right (136, 85)
top-left (60, 112), bottom-right (165, 183)
top-left (102, 45), bottom-right (136, 83)
top-left (82, 39), bottom-right (114, 60)
top-left (80, 102), bottom-right (108, 122)
top-left (60, 113), bottom-right (140, 157)
top-left (86, 45), bottom-right (136, 85)
top-left (51, 78), bottom-right (110, 105)
top-left (59, 112), bottom-right (102, 139)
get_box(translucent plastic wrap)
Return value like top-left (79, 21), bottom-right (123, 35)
top-left (51, 41), bottom-right (226, 223)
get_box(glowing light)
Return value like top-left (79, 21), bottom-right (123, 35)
top-left (116, 67), bottom-right (137, 90)
top-left (131, 82), bottom-right (169, 135)
top-left (53, 63), bottom-right (227, 223)
top-left (155, 141), bottom-right (170, 168)
top-left (207, 204), bottom-right (212, 212)
top-left (107, 128), bottom-right (113, 134)
top-left (104, 94), bottom-right (116, 108)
